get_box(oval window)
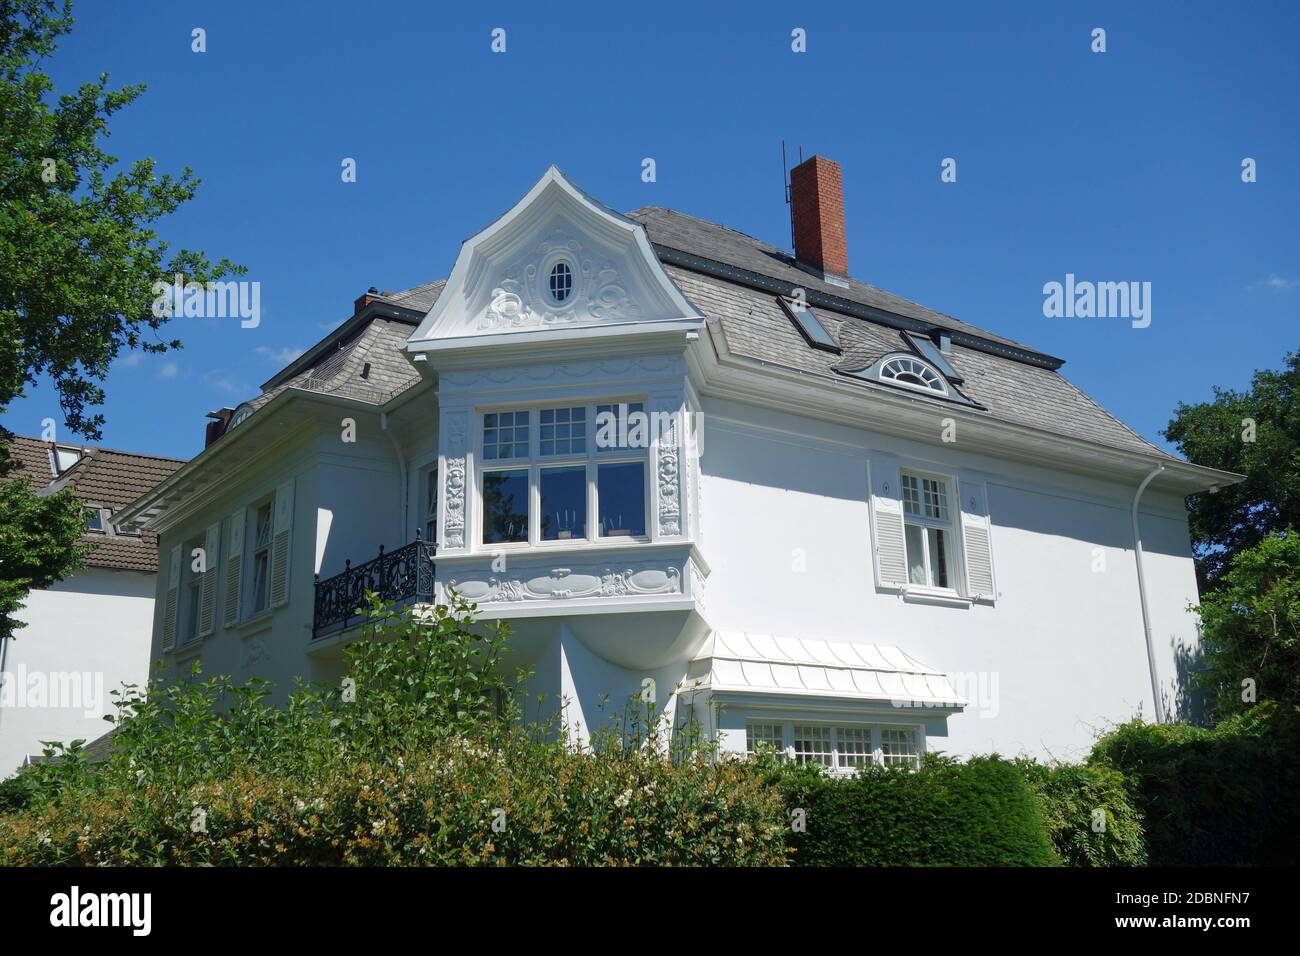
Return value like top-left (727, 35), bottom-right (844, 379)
top-left (548, 261), bottom-right (573, 304)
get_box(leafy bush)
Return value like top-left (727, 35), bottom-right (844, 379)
top-left (1015, 759), bottom-right (1146, 866)
top-left (778, 755), bottom-right (1058, 866)
top-left (0, 593), bottom-right (787, 866)
top-left (1090, 702), bottom-right (1300, 865)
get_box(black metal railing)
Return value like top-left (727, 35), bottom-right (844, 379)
top-left (313, 534), bottom-right (435, 638)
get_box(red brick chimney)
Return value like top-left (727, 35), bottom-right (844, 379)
top-left (354, 286), bottom-right (381, 313)
top-left (789, 155), bottom-right (848, 279)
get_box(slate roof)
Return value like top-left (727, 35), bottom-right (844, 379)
top-left (229, 207), bottom-right (1171, 461)
top-left (2, 435), bottom-right (186, 572)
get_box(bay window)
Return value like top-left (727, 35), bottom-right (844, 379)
top-left (901, 471), bottom-right (955, 589)
top-left (478, 401), bottom-right (651, 547)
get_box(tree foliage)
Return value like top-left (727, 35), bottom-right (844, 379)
top-left (1162, 351), bottom-right (1300, 589)
top-left (0, 0), bottom-right (238, 626)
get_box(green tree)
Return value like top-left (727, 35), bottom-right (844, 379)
top-left (0, 0), bottom-right (238, 630)
top-left (1194, 532), bottom-right (1300, 721)
top-left (1162, 351), bottom-right (1300, 590)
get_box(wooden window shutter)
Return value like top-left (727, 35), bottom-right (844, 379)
top-left (197, 521), bottom-right (221, 637)
top-left (161, 543), bottom-right (182, 651)
top-left (869, 459), bottom-right (909, 588)
top-left (959, 479), bottom-right (996, 601)
top-left (223, 508), bottom-right (245, 627)
top-left (270, 479), bottom-right (294, 607)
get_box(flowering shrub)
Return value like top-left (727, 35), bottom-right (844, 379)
top-left (0, 593), bottom-right (788, 866)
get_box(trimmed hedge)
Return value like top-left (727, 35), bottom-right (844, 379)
top-left (0, 738), bottom-right (789, 866)
top-left (780, 756), bottom-right (1058, 866)
top-left (1089, 703), bottom-right (1300, 866)
top-left (1016, 760), bottom-right (1147, 866)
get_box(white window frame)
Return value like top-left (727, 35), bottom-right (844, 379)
top-left (475, 398), bottom-right (652, 550)
top-left (745, 720), bottom-right (925, 773)
top-left (247, 499), bottom-right (274, 617)
top-left (900, 469), bottom-right (961, 594)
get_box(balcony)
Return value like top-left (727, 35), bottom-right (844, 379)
top-left (313, 535), bottom-right (436, 638)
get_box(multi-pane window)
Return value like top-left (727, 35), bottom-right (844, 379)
top-left (746, 723), bottom-right (785, 758)
top-left (540, 406), bottom-right (585, 456)
top-left (836, 726), bottom-right (872, 770)
top-left (901, 471), bottom-right (955, 590)
top-left (478, 401), bottom-right (651, 546)
top-left (881, 728), bottom-right (920, 768)
top-left (482, 410), bottom-right (530, 461)
top-left (548, 261), bottom-right (573, 304)
top-left (793, 725), bottom-right (834, 767)
top-left (249, 502), bottom-right (273, 614)
top-left (753, 723), bottom-right (923, 772)
top-left (423, 466), bottom-right (438, 542)
top-left (183, 538), bottom-right (203, 644)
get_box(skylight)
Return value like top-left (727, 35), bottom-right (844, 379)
top-left (905, 332), bottom-right (963, 383)
top-left (778, 296), bottom-right (840, 352)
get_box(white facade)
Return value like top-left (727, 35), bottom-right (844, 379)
top-left (1, 568), bottom-right (156, 776)
top-left (118, 167), bottom-right (1233, 765)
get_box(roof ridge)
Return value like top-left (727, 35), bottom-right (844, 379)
top-left (1, 434), bottom-right (186, 464)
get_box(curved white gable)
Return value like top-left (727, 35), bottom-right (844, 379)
top-left (406, 165), bottom-right (703, 352)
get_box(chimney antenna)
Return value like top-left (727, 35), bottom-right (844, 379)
top-left (782, 140), bottom-right (793, 250)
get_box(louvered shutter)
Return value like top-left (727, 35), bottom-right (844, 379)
top-left (869, 459), bottom-right (909, 588)
top-left (197, 522), bottom-right (220, 637)
top-left (269, 480), bottom-right (294, 607)
top-left (161, 543), bottom-right (182, 651)
top-left (959, 479), bottom-right (996, 601)
top-left (223, 509), bottom-right (245, 627)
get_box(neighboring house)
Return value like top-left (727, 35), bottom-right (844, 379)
top-left (115, 158), bottom-right (1238, 767)
top-left (0, 436), bottom-right (185, 776)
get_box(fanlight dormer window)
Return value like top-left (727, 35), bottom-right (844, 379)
top-left (548, 261), bottom-right (573, 305)
top-left (880, 356), bottom-right (947, 395)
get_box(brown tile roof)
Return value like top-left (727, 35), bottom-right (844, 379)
top-left (2, 435), bottom-right (187, 572)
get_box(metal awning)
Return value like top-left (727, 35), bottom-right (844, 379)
top-left (681, 631), bottom-right (966, 710)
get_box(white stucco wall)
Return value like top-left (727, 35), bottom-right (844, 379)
top-left (1, 567), bottom-right (156, 777)
top-left (695, 397), bottom-right (1202, 760)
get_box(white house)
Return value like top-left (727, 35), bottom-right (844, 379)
top-left (1, 436), bottom-right (185, 776)
top-left (115, 158), bottom-right (1237, 766)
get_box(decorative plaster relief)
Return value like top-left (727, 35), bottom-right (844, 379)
top-left (446, 561), bottom-right (682, 605)
top-left (441, 411), bottom-right (469, 550)
top-left (656, 412), bottom-right (682, 537)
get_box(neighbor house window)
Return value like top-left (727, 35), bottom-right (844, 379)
top-left (83, 506), bottom-right (105, 533)
top-left (901, 471), bottom-right (955, 589)
top-left (249, 502), bottom-right (273, 614)
top-left (478, 401), bottom-right (650, 546)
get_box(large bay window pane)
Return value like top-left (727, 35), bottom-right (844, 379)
top-left (540, 465), bottom-right (587, 540)
top-left (482, 469), bottom-right (529, 544)
top-left (597, 461), bottom-right (646, 537)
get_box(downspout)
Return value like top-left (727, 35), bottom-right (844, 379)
top-left (1131, 463), bottom-right (1166, 724)
top-left (381, 413), bottom-right (408, 544)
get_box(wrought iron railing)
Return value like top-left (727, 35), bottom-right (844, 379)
top-left (313, 534), bottom-right (436, 638)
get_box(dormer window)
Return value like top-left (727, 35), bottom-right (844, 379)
top-left (879, 356), bottom-right (947, 395)
top-left (548, 261), bottom-right (573, 305)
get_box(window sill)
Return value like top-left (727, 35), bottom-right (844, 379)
top-left (229, 609), bottom-right (276, 636)
top-left (167, 641), bottom-right (203, 664)
top-left (900, 585), bottom-right (973, 608)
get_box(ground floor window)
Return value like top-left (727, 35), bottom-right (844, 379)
top-left (746, 721), bottom-right (922, 770)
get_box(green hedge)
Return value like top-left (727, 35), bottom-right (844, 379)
top-left (0, 738), bottom-right (788, 866)
top-left (780, 756), bottom-right (1058, 866)
top-left (1089, 703), bottom-right (1300, 866)
top-left (1016, 759), bottom-right (1147, 866)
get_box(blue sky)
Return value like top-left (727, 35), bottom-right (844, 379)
top-left (4, 0), bottom-right (1297, 460)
